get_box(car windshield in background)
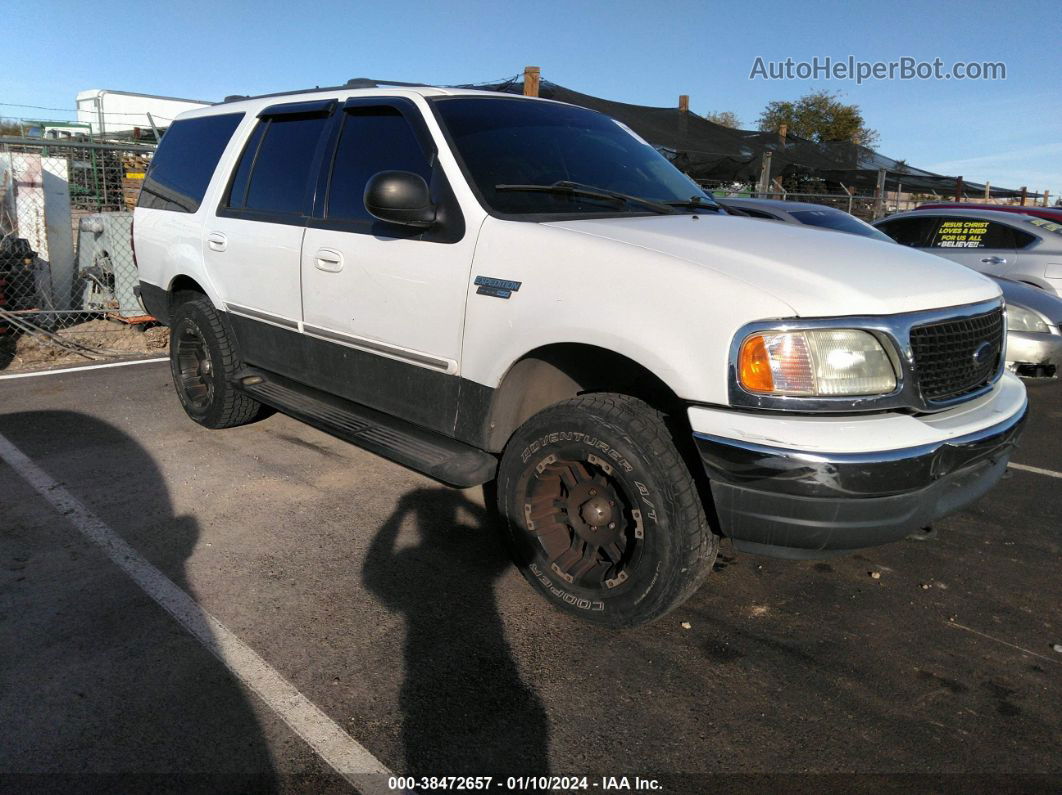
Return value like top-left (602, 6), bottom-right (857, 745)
top-left (433, 97), bottom-right (719, 216)
top-left (789, 208), bottom-right (894, 242)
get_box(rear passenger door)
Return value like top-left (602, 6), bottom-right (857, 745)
top-left (205, 100), bottom-right (335, 355)
top-left (921, 216), bottom-right (1023, 277)
top-left (299, 98), bottom-right (474, 433)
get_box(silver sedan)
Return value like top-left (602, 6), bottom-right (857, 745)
top-left (873, 208), bottom-right (1062, 296)
top-left (716, 198), bottom-right (1062, 379)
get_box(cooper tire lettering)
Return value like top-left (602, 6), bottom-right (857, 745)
top-left (499, 394), bottom-right (718, 627)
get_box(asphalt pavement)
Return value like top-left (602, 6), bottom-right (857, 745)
top-left (1, 360), bottom-right (1059, 792)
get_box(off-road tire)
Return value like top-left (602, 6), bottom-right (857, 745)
top-left (497, 393), bottom-right (718, 628)
top-left (169, 294), bottom-right (266, 429)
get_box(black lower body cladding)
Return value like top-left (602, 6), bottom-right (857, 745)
top-left (138, 281), bottom-right (171, 325)
top-left (497, 393), bottom-right (718, 627)
top-left (694, 404), bottom-right (1028, 558)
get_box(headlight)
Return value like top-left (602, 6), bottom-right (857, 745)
top-left (738, 329), bottom-right (897, 396)
top-left (1007, 304), bottom-right (1050, 334)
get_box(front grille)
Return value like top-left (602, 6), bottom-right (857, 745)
top-left (910, 308), bottom-right (1004, 402)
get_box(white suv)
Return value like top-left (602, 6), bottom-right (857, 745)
top-left (134, 86), bottom-right (1027, 627)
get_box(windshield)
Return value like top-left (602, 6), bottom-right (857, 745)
top-left (432, 97), bottom-right (718, 216)
top-left (789, 208), bottom-right (894, 242)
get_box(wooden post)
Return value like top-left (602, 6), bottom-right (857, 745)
top-left (756, 151), bottom-right (772, 196)
top-left (1019, 186), bottom-right (1027, 206)
top-left (874, 167), bottom-right (887, 217)
top-left (954, 176), bottom-right (964, 202)
top-left (778, 123), bottom-right (788, 146)
top-left (523, 66), bottom-right (540, 97)
top-left (678, 95), bottom-right (689, 112)
top-left (1044, 191), bottom-right (1051, 208)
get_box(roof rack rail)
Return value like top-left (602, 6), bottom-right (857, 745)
top-left (218, 78), bottom-right (436, 105)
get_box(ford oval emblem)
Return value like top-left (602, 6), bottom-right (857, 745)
top-left (972, 341), bottom-right (994, 366)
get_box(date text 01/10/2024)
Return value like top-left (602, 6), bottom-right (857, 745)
top-left (385, 776), bottom-right (662, 790)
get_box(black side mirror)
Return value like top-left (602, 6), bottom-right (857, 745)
top-left (363, 171), bottom-right (437, 228)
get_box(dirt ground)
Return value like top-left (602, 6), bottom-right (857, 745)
top-left (0, 317), bottom-right (168, 372)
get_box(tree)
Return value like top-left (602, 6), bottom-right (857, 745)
top-left (0, 119), bottom-right (25, 136)
top-left (757, 90), bottom-right (879, 148)
top-left (703, 110), bottom-right (740, 129)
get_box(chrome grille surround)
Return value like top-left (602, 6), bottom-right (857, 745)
top-left (727, 298), bottom-right (1007, 413)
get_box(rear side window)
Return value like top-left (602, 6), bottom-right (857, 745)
top-left (225, 113), bottom-right (331, 216)
top-left (325, 107), bottom-right (432, 222)
top-left (927, 218), bottom-right (1016, 249)
top-left (139, 113), bottom-right (243, 213)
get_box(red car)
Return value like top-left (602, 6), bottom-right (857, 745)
top-left (914, 202), bottom-right (1062, 223)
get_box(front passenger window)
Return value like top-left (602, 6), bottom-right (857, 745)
top-left (325, 107), bottom-right (432, 223)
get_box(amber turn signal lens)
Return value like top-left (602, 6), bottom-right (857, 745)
top-left (739, 334), bottom-right (774, 393)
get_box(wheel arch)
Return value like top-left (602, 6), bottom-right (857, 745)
top-left (169, 274), bottom-right (207, 303)
top-left (482, 342), bottom-right (686, 453)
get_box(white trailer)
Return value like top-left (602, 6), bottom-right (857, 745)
top-left (76, 90), bottom-right (211, 136)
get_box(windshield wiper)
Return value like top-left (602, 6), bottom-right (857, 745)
top-left (494, 180), bottom-right (678, 215)
top-left (665, 196), bottom-right (722, 212)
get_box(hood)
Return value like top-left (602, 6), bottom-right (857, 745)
top-left (545, 214), bottom-right (1000, 317)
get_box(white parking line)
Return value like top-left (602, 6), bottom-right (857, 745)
top-left (1009, 462), bottom-right (1062, 480)
top-left (0, 432), bottom-right (393, 793)
top-left (0, 357), bottom-right (169, 380)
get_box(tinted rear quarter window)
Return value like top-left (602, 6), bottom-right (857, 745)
top-left (139, 113), bottom-right (243, 213)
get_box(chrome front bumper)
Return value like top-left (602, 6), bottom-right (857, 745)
top-left (694, 400), bottom-right (1028, 558)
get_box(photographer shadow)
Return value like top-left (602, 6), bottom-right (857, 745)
top-left (363, 488), bottom-right (550, 778)
top-left (0, 410), bottom-right (277, 786)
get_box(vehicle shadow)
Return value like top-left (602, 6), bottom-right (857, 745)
top-left (363, 488), bottom-right (551, 778)
top-left (0, 410), bottom-right (279, 788)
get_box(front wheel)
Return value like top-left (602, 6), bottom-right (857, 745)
top-left (496, 393), bottom-right (718, 628)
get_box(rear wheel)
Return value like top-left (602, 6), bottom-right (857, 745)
top-left (497, 393), bottom-right (718, 627)
top-left (169, 294), bottom-right (266, 429)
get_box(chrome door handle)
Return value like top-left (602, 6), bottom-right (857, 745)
top-left (980, 256), bottom-right (1007, 265)
top-left (206, 232), bottom-right (227, 252)
top-left (314, 248), bottom-right (344, 273)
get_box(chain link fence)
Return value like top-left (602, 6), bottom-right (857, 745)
top-left (698, 180), bottom-right (929, 220)
top-left (1, 137), bottom-right (167, 372)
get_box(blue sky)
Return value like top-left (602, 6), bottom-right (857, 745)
top-left (4, 0), bottom-right (1059, 197)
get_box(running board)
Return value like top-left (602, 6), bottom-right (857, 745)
top-left (233, 368), bottom-right (497, 488)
